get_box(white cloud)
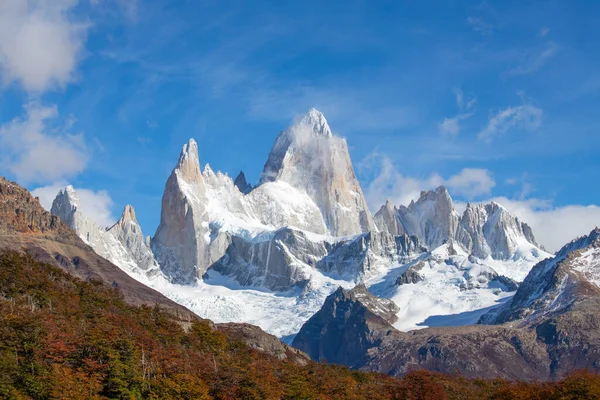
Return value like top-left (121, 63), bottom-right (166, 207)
top-left (0, 0), bottom-right (88, 92)
top-left (439, 113), bottom-right (472, 136)
top-left (454, 89), bottom-right (476, 112)
top-left (360, 153), bottom-right (443, 210)
top-left (484, 197), bottom-right (600, 253)
top-left (446, 168), bottom-right (495, 198)
top-left (538, 27), bottom-right (550, 38)
top-left (361, 153), bottom-right (494, 210)
top-left (478, 103), bottom-right (543, 141)
top-left (507, 42), bottom-right (559, 76)
top-left (0, 102), bottom-right (88, 184)
top-left (439, 117), bottom-right (460, 136)
top-left (32, 182), bottom-right (116, 227)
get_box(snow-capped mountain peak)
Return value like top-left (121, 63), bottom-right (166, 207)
top-left (259, 108), bottom-right (375, 236)
top-left (297, 107), bottom-right (333, 138)
top-left (376, 185), bottom-right (544, 261)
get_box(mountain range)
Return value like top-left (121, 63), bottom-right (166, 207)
top-left (37, 108), bottom-right (600, 380)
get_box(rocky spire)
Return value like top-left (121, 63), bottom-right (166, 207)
top-left (153, 138), bottom-right (210, 284)
top-left (50, 185), bottom-right (79, 229)
top-left (176, 138), bottom-right (203, 184)
top-left (397, 186), bottom-right (463, 250)
top-left (392, 186), bottom-right (543, 260)
top-left (234, 170), bottom-right (252, 194)
top-left (374, 199), bottom-right (405, 236)
top-left (107, 204), bottom-right (161, 274)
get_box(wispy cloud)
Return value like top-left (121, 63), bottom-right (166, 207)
top-left (467, 16), bottom-right (494, 35)
top-left (478, 101), bottom-right (543, 141)
top-left (506, 42), bottom-right (559, 76)
top-left (538, 27), bottom-right (550, 38)
top-left (438, 89), bottom-right (476, 136)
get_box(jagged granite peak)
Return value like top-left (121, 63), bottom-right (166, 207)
top-left (51, 187), bottom-right (162, 279)
top-left (292, 284), bottom-right (399, 367)
top-left (50, 185), bottom-right (79, 229)
top-left (233, 170), bottom-right (252, 194)
top-left (374, 198), bottom-right (405, 236)
top-left (177, 138), bottom-right (203, 183)
top-left (461, 201), bottom-right (542, 259)
top-left (152, 139), bottom-right (210, 284)
top-left (481, 228), bottom-right (600, 325)
top-left (259, 108), bottom-right (375, 236)
top-left (107, 204), bottom-right (161, 275)
top-left (379, 185), bottom-right (544, 261)
top-left (397, 186), bottom-right (463, 250)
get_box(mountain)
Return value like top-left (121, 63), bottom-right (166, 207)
top-left (260, 108), bottom-right (375, 236)
top-left (375, 186), bottom-right (543, 260)
top-left (293, 229), bottom-right (600, 380)
top-left (480, 227), bottom-right (600, 324)
top-left (292, 283), bottom-right (399, 368)
top-left (46, 109), bottom-right (548, 341)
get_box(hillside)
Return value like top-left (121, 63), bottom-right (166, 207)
top-left (3, 251), bottom-right (600, 399)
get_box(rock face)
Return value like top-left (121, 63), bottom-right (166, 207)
top-left (0, 177), bottom-right (75, 238)
top-left (107, 205), bottom-right (162, 278)
top-left (376, 186), bottom-right (542, 260)
top-left (293, 230), bottom-right (600, 380)
top-left (211, 228), bottom-right (423, 291)
top-left (374, 200), bottom-right (405, 236)
top-left (51, 187), bottom-right (161, 280)
top-left (152, 139), bottom-right (210, 284)
top-left (259, 108), bottom-right (375, 237)
top-left (292, 284), bottom-right (399, 368)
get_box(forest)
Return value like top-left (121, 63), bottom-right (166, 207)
top-left (0, 251), bottom-right (599, 400)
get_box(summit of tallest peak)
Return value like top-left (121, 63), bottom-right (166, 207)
top-left (175, 138), bottom-right (202, 183)
top-left (298, 108), bottom-right (332, 137)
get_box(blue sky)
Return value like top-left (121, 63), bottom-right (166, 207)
top-left (0, 0), bottom-right (599, 251)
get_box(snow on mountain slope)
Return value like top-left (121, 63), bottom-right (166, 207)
top-left (480, 228), bottom-right (600, 325)
top-left (364, 240), bottom-right (548, 331)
